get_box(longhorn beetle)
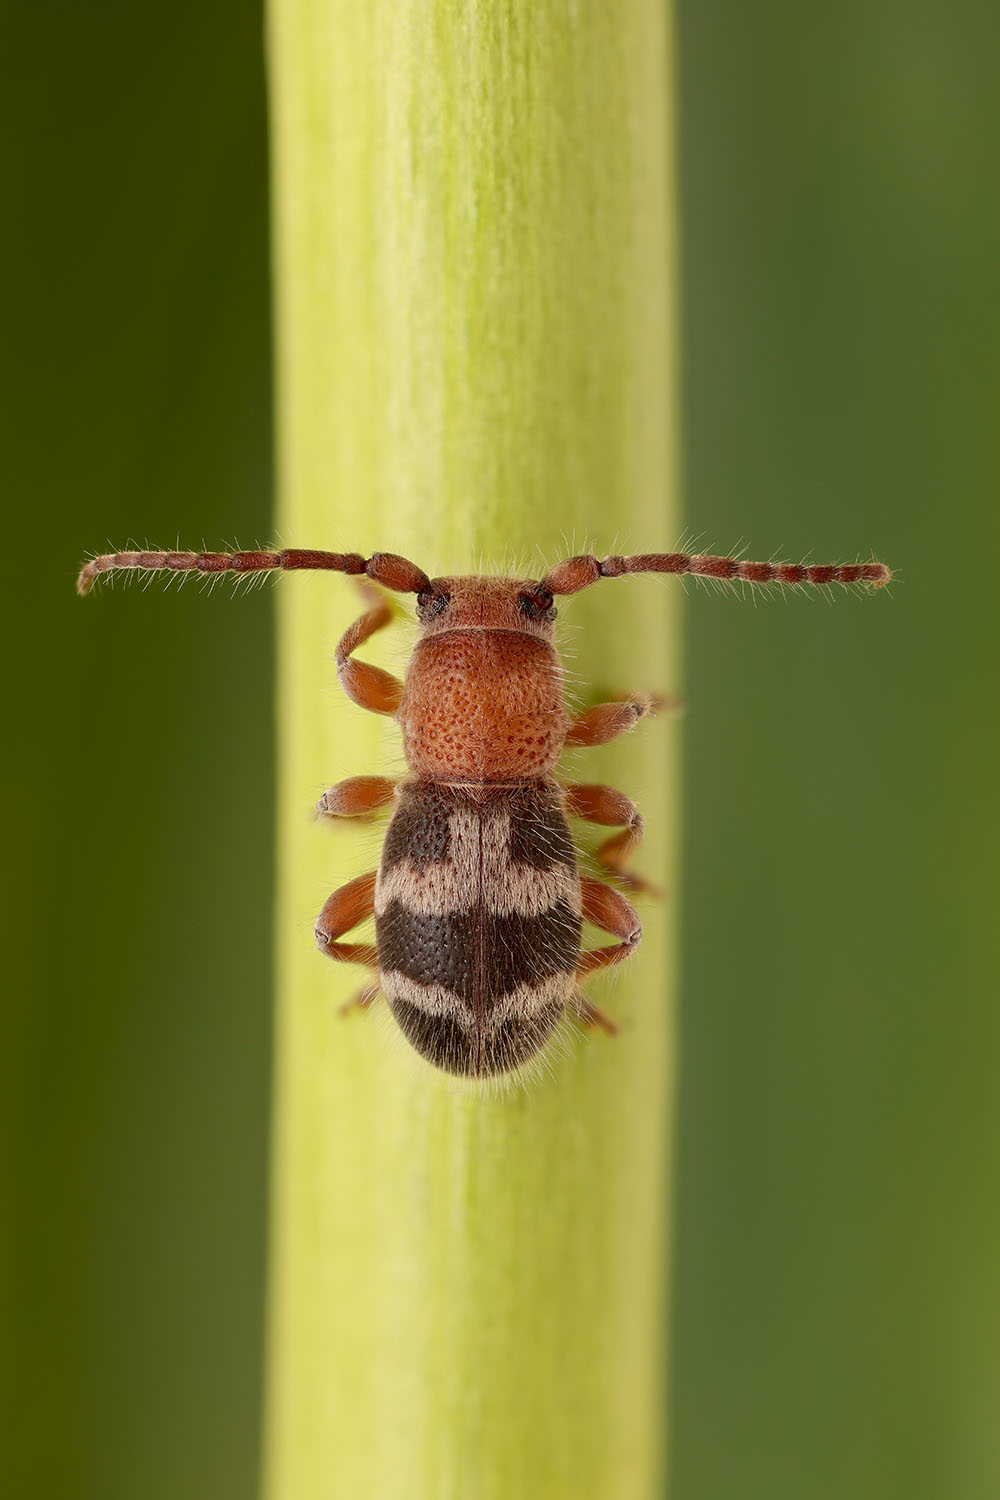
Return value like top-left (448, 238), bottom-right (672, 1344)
top-left (78, 545), bottom-right (891, 1078)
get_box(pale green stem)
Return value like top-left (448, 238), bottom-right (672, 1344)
top-left (265, 5), bottom-right (680, 1499)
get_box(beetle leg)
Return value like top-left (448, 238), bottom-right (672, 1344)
top-left (316, 775), bottom-right (398, 820)
top-left (564, 693), bottom-right (677, 748)
top-left (340, 978), bottom-right (382, 1016)
top-left (571, 992), bottom-right (619, 1036)
top-left (314, 870), bottom-right (379, 968)
top-left (336, 581), bottom-right (405, 716)
top-left (577, 875), bottom-right (642, 978)
top-left (564, 782), bottom-right (660, 897)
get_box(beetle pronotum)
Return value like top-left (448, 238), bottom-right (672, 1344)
top-left (78, 545), bottom-right (890, 1078)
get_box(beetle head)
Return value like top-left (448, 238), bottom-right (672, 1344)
top-left (415, 576), bottom-right (558, 641)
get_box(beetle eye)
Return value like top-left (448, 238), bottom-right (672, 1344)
top-left (416, 589), bottom-right (450, 621)
top-left (518, 587), bottom-right (557, 622)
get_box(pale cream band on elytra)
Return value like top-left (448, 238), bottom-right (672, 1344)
top-left (374, 804), bottom-right (582, 919)
top-left (381, 971), bottom-right (573, 1027)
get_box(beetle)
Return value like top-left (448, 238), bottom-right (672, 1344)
top-left (78, 545), bottom-right (890, 1077)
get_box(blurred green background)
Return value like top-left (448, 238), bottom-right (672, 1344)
top-left (3, 2), bottom-right (998, 1497)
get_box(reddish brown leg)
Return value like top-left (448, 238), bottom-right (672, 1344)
top-left (579, 875), bottom-right (642, 975)
top-left (336, 582), bottom-right (404, 716)
top-left (314, 870), bottom-right (379, 968)
top-left (572, 876), bottom-right (642, 1034)
top-left (340, 978), bottom-right (382, 1017)
top-left (572, 993), bottom-right (620, 1036)
top-left (564, 783), bottom-right (660, 897)
top-left (565, 693), bottom-right (677, 748)
top-left (317, 775), bottom-right (398, 820)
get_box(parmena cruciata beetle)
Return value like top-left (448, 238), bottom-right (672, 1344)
top-left (78, 545), bottom-right (890, 1078)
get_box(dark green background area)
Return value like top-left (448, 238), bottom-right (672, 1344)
top-left (3, 3), bottom-right (997, 1497)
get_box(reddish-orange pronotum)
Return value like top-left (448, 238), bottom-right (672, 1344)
top-left (78, 545), bottom-right (890, 1077)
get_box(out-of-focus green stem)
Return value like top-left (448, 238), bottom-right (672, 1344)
top-left (265, 5), bottom-right (680, 1498)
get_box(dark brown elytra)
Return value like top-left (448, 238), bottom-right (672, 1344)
top-left (78, 545), bottom-right (891, 1078)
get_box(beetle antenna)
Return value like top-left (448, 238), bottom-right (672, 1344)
top-left (76, 548), bottom-right (430, 597)
top-left (542, 550), bottom-right (891, 595)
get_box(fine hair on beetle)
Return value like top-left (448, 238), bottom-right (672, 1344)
top-left (78, 544), bottom-right (891, 1080)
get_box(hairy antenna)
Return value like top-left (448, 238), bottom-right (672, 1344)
top-left (76, 548), bottom-right (430, 597)
top-left (542, 551), bottom-right (892, 596)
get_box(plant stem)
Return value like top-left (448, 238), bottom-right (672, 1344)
top-left (265, 5), bottom-right (680, 1498)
